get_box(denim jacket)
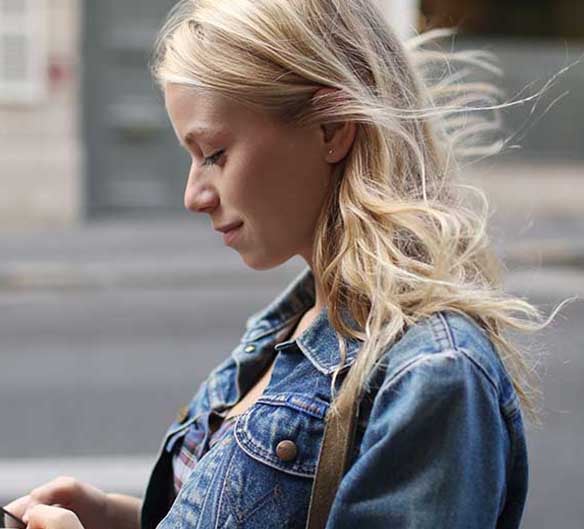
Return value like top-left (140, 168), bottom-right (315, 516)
top-left (140, 266), bottom-right (528, 529)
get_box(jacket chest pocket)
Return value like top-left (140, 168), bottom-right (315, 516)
top-left (216, 394), bottom-right (328, 528)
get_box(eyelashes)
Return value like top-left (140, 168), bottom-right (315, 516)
top-left (201, 149), bottom-right (225, 167)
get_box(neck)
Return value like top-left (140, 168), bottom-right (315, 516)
top-left (309, 267), bottom-right (327, 317)
top-left (301, 247), bottom-right (327, 316)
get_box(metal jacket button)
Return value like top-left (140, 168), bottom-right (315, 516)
top-left (275, 440), bottom-right (298, 461)
top-left (244, 344), bottom-right (256, 353)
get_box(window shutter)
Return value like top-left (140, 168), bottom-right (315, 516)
top-left (0, 0), bottom-right (47, 104)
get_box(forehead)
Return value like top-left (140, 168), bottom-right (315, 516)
top-left (164, 83), bottom-right (299, 145)
top-left (163, 83), bottom-right (292, 145)
top-left (164, 84), bottom-right (233, 131)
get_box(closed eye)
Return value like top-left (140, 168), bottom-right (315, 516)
top-left (201, 149), bottom-right (225, 167)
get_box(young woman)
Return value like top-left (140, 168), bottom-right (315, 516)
top-left (4, 1), bottom-right (558, 528)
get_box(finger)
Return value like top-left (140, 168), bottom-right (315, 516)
top-left (25, 504), bottom-right (80, 529)
top-left (4, 496), bottom-right (31, 517)
top-left (2, 506), bottom-right (26, 528)
top-left (29, 477), bottom-right (78, 506)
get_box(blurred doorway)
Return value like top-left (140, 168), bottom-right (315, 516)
top-left (82, 0), bottom-right (189, 218)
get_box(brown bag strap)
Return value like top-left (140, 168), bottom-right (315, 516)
top-left (305, 395), bottom-right (360, 529)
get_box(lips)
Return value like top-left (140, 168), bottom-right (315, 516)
top-left (222, 223), bottom-right (243, 245)
top-left (216, 221), bottom-right (243, 233)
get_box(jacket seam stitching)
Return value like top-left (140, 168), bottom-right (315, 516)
top-left (193, 446), bottom-right (217, 529)
top-left (255, 395), bottom-right (328, 419)
top-left (456, 346), bottom-right (500, 396)
top-left (459, 349), bottom-right (518, 499)
top-left (437, 311), bottom-right (457, 349)
top-left (500, 411), bottom-right (516, 506)
top-left (379, 347), bottom-right (500, 401)
top-left (214, 436), bottom-right (238, 529)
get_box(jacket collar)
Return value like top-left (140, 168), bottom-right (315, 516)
top-left (241, 266), bottom-right (363, 375)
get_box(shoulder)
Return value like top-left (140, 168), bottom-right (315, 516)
top-left (333, 312), bottom-right (527, 528)
top-left (371, 310), bottom-right (519, 416)
top-left (353, 310), bottom-right (524, 467)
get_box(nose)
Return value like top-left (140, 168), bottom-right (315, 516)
top-left (184, 166), bottom-right (218, 213)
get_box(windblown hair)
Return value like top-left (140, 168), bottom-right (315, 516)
top-left (151, 0), bottom-right (564, 426)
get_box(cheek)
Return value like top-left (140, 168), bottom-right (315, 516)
top-left (230, 145), bottom-right (288, 205)
top-left (227, 137), bottom-right (327, 238)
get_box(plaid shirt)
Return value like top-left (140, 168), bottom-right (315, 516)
top-left (171, 411), bottom-right (238, 496)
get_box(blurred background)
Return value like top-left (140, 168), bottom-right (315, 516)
top-left (0, 0), bottom-right (582, 527)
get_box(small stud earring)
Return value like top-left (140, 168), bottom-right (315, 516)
top-left (328, 149), bottom-right (334, 155)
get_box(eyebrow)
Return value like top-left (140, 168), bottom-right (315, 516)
top-left (182, 126), bottom-right (225, 147)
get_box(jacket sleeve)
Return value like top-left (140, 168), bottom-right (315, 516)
top-left (325, 349), bottom-right (512, 529)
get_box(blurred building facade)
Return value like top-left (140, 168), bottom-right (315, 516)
top-left (0, 0), bottom-right (81, 229)
top-left (0, 0), bottom-right (582, 229)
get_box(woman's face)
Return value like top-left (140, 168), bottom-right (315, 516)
top-left (164, 83), bottom-right (337, 270)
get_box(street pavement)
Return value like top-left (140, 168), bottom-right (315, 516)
top-left (0, 214), bottom-right (583, 528)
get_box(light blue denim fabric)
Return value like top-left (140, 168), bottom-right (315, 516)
top-left (141, 266), bottom-right (528, 529)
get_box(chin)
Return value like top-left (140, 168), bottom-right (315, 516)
top-left (239, 250), bottom-right (292, 271)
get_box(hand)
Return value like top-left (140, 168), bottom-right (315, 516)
top-left (3, 477), bottom-right (107, 529)
top-left (23, 505), bottom-right (84, 529)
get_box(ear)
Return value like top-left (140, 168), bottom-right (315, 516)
top-left (312, 87), bottom-right (357, 164)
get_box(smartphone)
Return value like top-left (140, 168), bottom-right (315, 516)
top-left (1, 506), bottom-right (26, 529)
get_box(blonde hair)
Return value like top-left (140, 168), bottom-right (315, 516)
top-left (151, 0), bottom-right (569, 426)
